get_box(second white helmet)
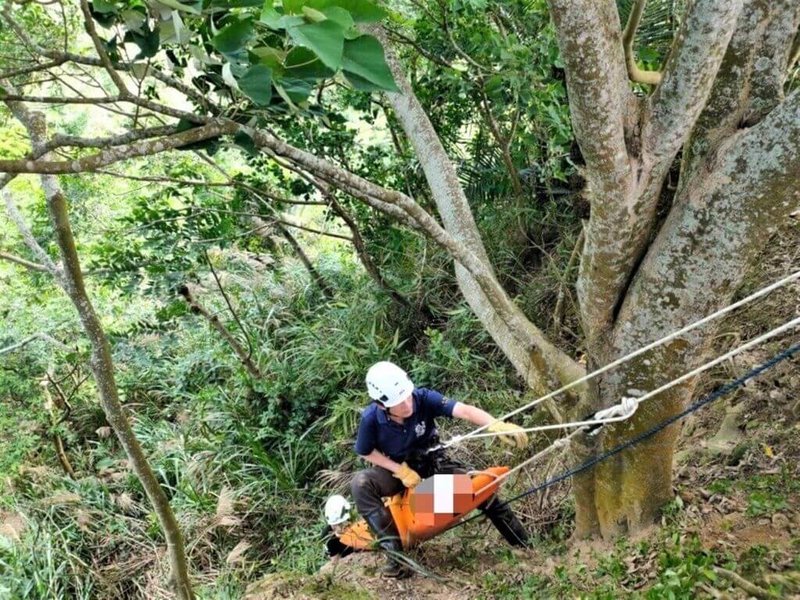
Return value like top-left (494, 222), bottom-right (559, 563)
top-left (365, 361), bottom-right (414, 408)
top-left (324, 495), bottom-right (351, 526)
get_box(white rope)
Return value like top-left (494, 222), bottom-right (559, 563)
top-left (470, 315), bottom-right (800, 494)
top-left (472, 434), bottom-right (574, 498)
top-left (461, 315), bottom-right (800, 443)
top-left (439, 269), bottom-right (800, 450)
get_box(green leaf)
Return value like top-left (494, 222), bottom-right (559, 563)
top-left (155, 0), bottom-right (201, 14)
top-left (343, 71), bottom-right (383, 92)
top-left (277, 78), bottom-right (312, 103)
top-left (338, 0), bottom-right (386, 22)
top-left (233, 130), bottom-right (259, 156)
top-left (283, 0), bottom-right (305, 14)
top-left (284, 46), bottom-right (334, 79)
top-left (307, 0), bottom-right (386, 22)
top-left (260, 6), bottom-right (282, 28)
top-left (301, 6), bottom-right (327, 21)
top-left (287, 20), bottom-right (345, 70)
top-left (341, 35), bottom-right (398, 91)
top-left (124, 23), bottom-right (160, 59)
top-left (321, 6), bottom-right (353, 29)
top-left (121, 8), bottom-right (146, 32)
top-left (89, 2), bottom-right (117, 27)
top-left (212, 19), bottom-right (254, 54)
top-left (92, 0), bottom-right (118, 14)
top-left (250, 46), bottom-right (286, 74)
top-left (261, 7), bottom-right (305, 30)
top-left (237, 64), bottom-right (273, 105)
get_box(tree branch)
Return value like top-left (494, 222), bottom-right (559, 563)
top-left (367, 24), bottom-right (585, 396)
top-left (545, 0), bottom-right (636, 354)
top-left (78, 0), bottom-right (130, 95)
top-left (546, 0), bottom-right (631, 177)
top-left (713, 567), bottom-right (777, 599)
top-left (47, 125), bottom-right (181, 150)
top-left (7, 81), bottom-right (195, 600)
top-left (0, 333), bottom-right (69, 356)
top-left (178, 284), bottom-right (264, 379)
top-left (38, 49), bottom-right (219, 116)
top-left (40, 379), bottom-right (76, 479)
top-left (741, 1), bottom-right (800, 125)
top-left (255, 217), bottom-right (334, 299)
top-left (476, 86), bottom-right (523, 196)
top-left (622, 0), bottom-right (662, 85)
top-left (204, 250), bottom-right (259, 358)
top-left (641, 0), bottom-right (742, 169)
top-left (0, 57), bottom-right (68, 80)
top-left (0, 251), bottom-right (48, 272)
top-left (0, 93), bottom-right (124, 104)
top-left (0, 121), bottom-right (237, 173)
top-left (3, 189), bottom-right (64, 282)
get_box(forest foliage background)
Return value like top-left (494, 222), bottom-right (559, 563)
top-left (1, 0), bottom-right (799, 598)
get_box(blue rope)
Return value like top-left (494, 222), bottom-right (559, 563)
top-left (459, 340), bottom-right (800, 526)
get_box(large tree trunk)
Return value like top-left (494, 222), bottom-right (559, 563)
top-left (549, 0), bottom-right (800, 537)
top-left (587, 92), bottom-right (800, 535)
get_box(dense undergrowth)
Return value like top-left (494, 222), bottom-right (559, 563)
top-left (3, 218), bottom-right (798, 599)
top-left (0, 239), bottom-right (554, 598)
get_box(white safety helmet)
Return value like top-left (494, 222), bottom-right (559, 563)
top-left (324, 494), bottom-right (351, 526)
top-left (365, 361), bottom-right (414, 408)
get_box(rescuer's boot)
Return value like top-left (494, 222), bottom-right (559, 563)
top-left (483, 496), bottom-right (531, 547)
top-left (364, 507), bottom-right (412, 578)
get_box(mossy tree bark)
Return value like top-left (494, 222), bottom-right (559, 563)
top-left (548, 0), bottom-right (800, 537)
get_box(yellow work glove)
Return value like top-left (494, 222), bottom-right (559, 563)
top-left (487, 421), bottom-right (529, 449)
top-left (393, 462), bottom-right (422, 488)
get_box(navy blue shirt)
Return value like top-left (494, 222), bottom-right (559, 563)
top-left (354, 388), bottom-right (457, 463)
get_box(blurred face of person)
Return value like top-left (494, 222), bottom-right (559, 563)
top-left (386, 393), bottom-right (414, 420)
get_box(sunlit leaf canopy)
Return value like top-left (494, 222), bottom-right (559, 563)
top-left (88, 0), bottom-right (398, 112)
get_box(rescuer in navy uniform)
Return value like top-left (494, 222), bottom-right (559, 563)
top-left (351, 361), bottom-right (531, 577)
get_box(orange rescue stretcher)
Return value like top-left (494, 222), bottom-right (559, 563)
top-left (337, 466), bottom-right (509, 551)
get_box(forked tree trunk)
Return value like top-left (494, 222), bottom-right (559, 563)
top-left (550, 0), bottom-right (800, 537)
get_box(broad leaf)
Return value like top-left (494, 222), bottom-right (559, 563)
top-left (335, 0), bottom-right (386, 22)
top-left (287, 21), bottom-right (345, 70)
top-left (277, 78), bottom-right (313, 103)
top-left (283, 0), bottom-right (306, 14)
top-left (260, 6), bottom-right (282, 28)
top-left (92, 0), bottom-right (118, 13)
top-left (306, 0), bottom-right (386, 22)
top-left (233, 130), bottom-right (259, 155)
top-left (250, 46), bottom-right (286, 75)
top-left (212, 19), bottom-right (254, 54)
top-left (301, 6), bottom-right (327, 22)
top-left (261, 7), bottom-right (305, 31)
top-left (343, 71), bottom-right (384, 92)
top-left (321, 6), bottom-right (353, 30)
top-left (285, 47), bottom-right (335, 79)
top-left (155, 0), bottom-right (201, 14)
top-left (125, 23), bottom-right (160, 59)
top-left (238, 64), bottom-right (273, 105)
top-left (342, 35), bottom-right (398, 92)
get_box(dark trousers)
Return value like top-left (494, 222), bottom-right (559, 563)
top-left (350, 452), bottom-right (529, 546)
